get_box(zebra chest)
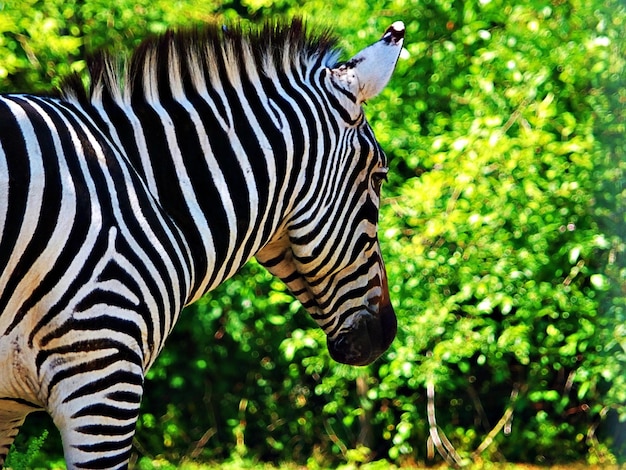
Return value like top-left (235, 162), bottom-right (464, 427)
top-left (0, 219), bottom-right (187, 389)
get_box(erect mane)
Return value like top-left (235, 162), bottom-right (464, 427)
top-left (60, 18), bottom-right (341, 104)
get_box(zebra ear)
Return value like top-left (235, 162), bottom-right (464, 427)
top-left (331, 21), bottom-right (405, 104)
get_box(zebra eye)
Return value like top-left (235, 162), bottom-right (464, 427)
top-left (371, 170), bottom-right (388, 191)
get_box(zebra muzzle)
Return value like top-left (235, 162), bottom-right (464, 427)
top-left (326, 302), bottom-right (397, 366)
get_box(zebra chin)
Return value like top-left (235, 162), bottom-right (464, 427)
top-left (326, 302), bottom-right (397, 366)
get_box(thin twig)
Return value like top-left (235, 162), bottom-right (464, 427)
top-left (471, 383), bottom-right (527, 458)
top-left (189, 427), bottom-right (217, 459)
top-left (587, 405), bottom-right (609, 446)
top-left (427, 380), bottom-right (464, 468)
top-left (323, 418), bottom-right (348, 458)
top-left (16, 34), bottom-right (40, 68)
top-left (500, 98), bottom-right (531, 135)
top-left (356, 374), bottom-right (374, 450)
top-left (466, 383), bottom-right (491, 433)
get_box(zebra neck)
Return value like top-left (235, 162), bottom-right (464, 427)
top-left (90, 89), bottom-right (303, 304)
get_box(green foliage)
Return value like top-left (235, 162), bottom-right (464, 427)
top-left (5, 430), bottom-right (49, 470)
top-left (3, 0), bottom-right (625, 467)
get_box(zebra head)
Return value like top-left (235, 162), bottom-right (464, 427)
top-left (257, 22), bottom-right (404, 366)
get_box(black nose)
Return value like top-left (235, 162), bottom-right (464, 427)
top-left (327, 303), bottom-right (397, 366)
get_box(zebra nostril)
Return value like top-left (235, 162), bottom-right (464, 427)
top-left (327, 328), bottom-right (373, 366)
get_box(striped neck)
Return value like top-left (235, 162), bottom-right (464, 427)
top-left (64, 21), bottom-right (342, 303)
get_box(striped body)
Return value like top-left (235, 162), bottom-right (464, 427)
top-left (0, 20), bottom-right (404, 468)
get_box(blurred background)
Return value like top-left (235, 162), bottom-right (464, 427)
top-left (1, 0), bottom-right (624, 468)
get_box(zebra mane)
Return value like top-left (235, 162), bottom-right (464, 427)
top-left (60, 18), bottom-right (341, 104)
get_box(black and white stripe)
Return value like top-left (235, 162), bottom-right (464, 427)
top-left (0, 19), bottom-right (404, 468)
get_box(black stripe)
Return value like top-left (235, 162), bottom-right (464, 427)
top-left (75, 450), bottom-right (132, 469)
top-left (75, 421), bottom-right (136, 436)
top-left (0, 396), bottom-right (42, 409)
top-left (72, 403), bottom-right (139, 421)
top-left (63, 369), bottom-right (143, 403)
top-left (74, 435), bottom-right (134, 453)
top-left (107, 390), bottom-right (141, 403)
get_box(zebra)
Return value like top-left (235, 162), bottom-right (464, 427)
top-left (0, 18), bottom-right (404, 468)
